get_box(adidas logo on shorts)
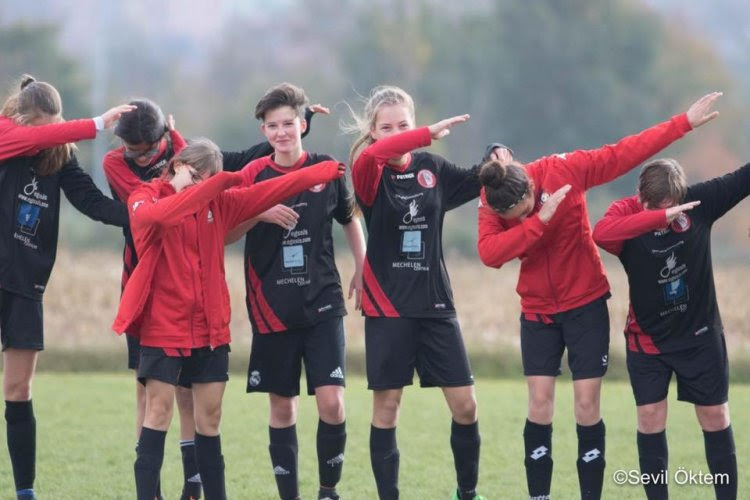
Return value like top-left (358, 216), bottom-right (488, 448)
top-left (187, 473), bottom-right (201, 483)
top-left (273, 465), bottom-right (290, 475)
top-left (329, 367), bottom-right (344, 379)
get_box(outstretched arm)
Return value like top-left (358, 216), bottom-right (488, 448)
top-left (220, 161), bottom-right (345, 231)
top-left (59, 156), bottom-right (128, 228)
top-left (129, 171), bottom-right (240, 231)
top-left (561, 93), bottom-right (721, 190)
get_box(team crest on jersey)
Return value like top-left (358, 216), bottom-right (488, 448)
top-left (309, 183), bottom-right (326, 193)
top-left (417, 169), bottom-right (437, 189)
top-left (670, 213), bottom-right (691, 233)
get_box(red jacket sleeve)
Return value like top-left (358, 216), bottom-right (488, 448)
top-left (592, 198), bottom-right (667, 255)
top-left (352, 127), bottom-right (432, 206)
top-left (0, 117), bottom-right (96, 161)
top-left (169, 129), bottom-right (187, 154)
top-left (128, 172), bottom-right (241, 232)
top-left (477, 192), bottom-right (548, 268)
top-left (219, 161), bottom-right (342, 231)
top-left (102, 150), bottom-right (145, 201)
top-left (558, 113), bottom-right (692, 191)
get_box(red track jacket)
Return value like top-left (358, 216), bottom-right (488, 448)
top-left (112, 162), bottom-right (342, 350)
top-left (477, 113), bottom-right (692, 314)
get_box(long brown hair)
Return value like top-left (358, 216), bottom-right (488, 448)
top-left (1, 74), bottom-right (74, 176)
top-left (162, 138), bottom-right (223, 180)
top-left (479, 159), bottom-right (530, 212)
top-left (342, 85), bottom-right (415, 169)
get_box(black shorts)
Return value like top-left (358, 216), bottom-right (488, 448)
top-left (247, 316), bottom-right (346, 397)
top-left (364, 316), bottom-right (474, 390)
top-left (126, 334), bottom-right (140, 370)
top-left (137, 345), bottom-right (230, 388)
top-left (0, 289), bottom-right (44, 351)
top-left (627, 334), bottom-right (729, 406)
top-left (520, 294), bottom-right (610, 380)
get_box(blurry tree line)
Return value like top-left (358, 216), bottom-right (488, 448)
top-left (1, 0), bottom-right (748, 256)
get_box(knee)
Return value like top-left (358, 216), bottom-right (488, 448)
top-left (638, 405), bottom-right (667, 434)
top-left (270, 397), bottom-right (297, 427)
top-left (196, 403), bottom-right (222, 435)
top-left (451, 396), bottom-right (477, 424)
top-left (697, 405), bottom-right (730, 432)
top-left (318, 394), bottom-right (345, 424)
top-left (145, 399), bottom-right (174, 430)
top-left (528, 392), bottom-right (554, 423)
top-left (3, 378), bottom-right (32, 402)
top-left (574, 397), bottom-right (600, 424)
top-left (373, 394), bottom-right (401, 428)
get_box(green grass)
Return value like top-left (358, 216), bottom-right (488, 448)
top-left (0, 374), bottom-right (747, 499)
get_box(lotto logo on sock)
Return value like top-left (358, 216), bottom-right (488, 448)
top-left (273, 465), bottom-right (291, 475)
top-left (582, 448), bottom-right (601, 463)
top-left (530, 446), bottom-right (548, 460)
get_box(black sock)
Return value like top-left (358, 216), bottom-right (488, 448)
top-left (5, 400), bottom-right (36, 493)
top-left (195, 432), bottom-right (226, 500)
top-left (370, 425), bottom-right (399, 500)
top-left (135, 427), bottom-right (166, 500)
top-left (576, 420), bottom-right (605, 500)
top-left (637, 430), bottom-right (668, 500)
top-left (704, 425), bottom-right (737, 500)
top-left (180, 439), bottom-right (202, 499)
top-left (269, 425), bottom-right (299, 500)
top-left (450, 420), bottom-right (480, 499)
top-left (317, 420), bottom-right (346, 489)
top-left (523, 419), bottom-right (553, 499)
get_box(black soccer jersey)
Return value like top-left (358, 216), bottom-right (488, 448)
top-left (0, 154), bottom-right (127, 300)
top-left (616, 163), bottom-right (750, 354)
top-left (239, 152), bottom-right (353, 333)
top-left (352, 127), bottom-right (481, 318)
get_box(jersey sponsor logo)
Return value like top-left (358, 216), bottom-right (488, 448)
top-left (581, 448), bottom-right (601, 463)
top-left (207, 209), bottom-right (214, 223)
top-left (417, 169), bottom-right (436, 188)
top-left (248, 370), bottom-right (261, 387)
top-left (671, 213), bottom-right (691, 233)
top-left (273, 465), bottom-right (290, 475)
top-left (530, 445), bottom-right (548, 460)
top-left (326, 453), bottom-right (345, 467)
top-left (659, 252), bottom-right (678, 279)
top-left (663, 277), bottom-right (688, 305)
top-left (330, 366), bottom-right (344, 379)
top-left (23, 176), bottom-right (39, 196)
top-left (401, 200), bottom-right (426, 225)
top-left (309, 183), bottom-right (326, 193)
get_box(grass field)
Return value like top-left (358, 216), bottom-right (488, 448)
top-left (0, 374), bottom-right (746, 499)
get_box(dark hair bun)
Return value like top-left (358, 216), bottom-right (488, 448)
top-left (479, 160), bottom-right (506, 189)
top-left (20, 74), bottom-right (36, 89)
